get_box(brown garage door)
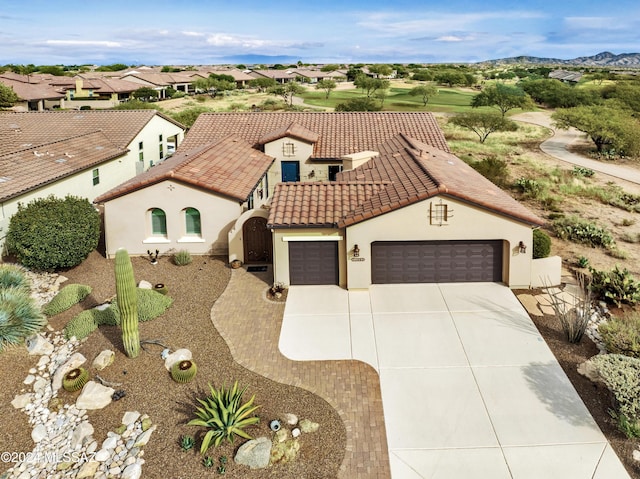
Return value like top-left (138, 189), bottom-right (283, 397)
top-left (371, 240), bottom-right (503, 283)
top-left (289, 241), bottom-right (339, 285)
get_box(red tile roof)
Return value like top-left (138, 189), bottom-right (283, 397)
top-left (258, 122), bottom-right (320, 145)
top-left (95, 135), bottom-right (274, 204)
top-left (0, 132), bottom-right (125, 202)
top-left (180, 112), bottom-right (450, 158)
top-left (268, 133), bottom-right (543, 228)
top-left (0, 110), bottom-right (184, 157)
top-left (0, 77), bottom-right (65, 101)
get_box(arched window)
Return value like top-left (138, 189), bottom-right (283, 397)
top-left (150, 208), bottom-right (167, 237)
top-left (184, 207), bottom-right (201, 236)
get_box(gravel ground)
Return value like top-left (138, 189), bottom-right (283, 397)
top-left (0, 251), bottom-right (345, 479)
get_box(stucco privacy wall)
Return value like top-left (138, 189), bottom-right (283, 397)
top-left (272, 228), bottom-right (347, 287)
top-left (132, 115), bottom-right (185, 171)
top-left (103, 180), bottom-right (241, 258)
top-left (345, 196), bottom-right (535, 289)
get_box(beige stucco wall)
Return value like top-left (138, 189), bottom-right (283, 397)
top-left (263, 138), bottom-right (341, 193)
top-left (272, 228), bottom-right (346, 287)
top-left (345, 196), bottom-right (535, 289)
top-left (133, 115), bottom-right (185, 170)
top-left (102, 180), bottom-right (242, 258)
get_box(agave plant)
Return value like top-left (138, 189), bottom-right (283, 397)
top-left (0, 264), bottom-right (30, 292)
top-left (0, 287), bottom-right (47, 351)
top-left (187, 381), bottom-right (260, 455)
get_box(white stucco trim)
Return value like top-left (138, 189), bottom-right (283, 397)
top-left (143, 237), bottom-right (171, 244)
top-left (177, 237), bottom-right (206, 243)
top-left (281, 236), bottom-right (343, 242)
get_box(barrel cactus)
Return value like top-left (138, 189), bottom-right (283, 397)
top-left (171, 360), bottom-right (197, 383)
top-left (63, 367), bottom-right (89, 392)
top-left (115, 249), bottom-right (139, 358)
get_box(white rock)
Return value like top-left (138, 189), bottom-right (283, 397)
top-left (284, 413), bottom-right (298, 426)
top-left (292, 427), bottom-right (301, 438)
top-left (23, 375), bottom-right (36, 385)
top-left (31, 424), bottom-right (47, 443)
top-left (37, 355), bottom-right (49, 367)
top-left (11, 393), bottom-right (33, 409)
top-left (26, 334), bottom-right (54, 355)
top-left (77, 460), bottom-right (100, 478)
top-left (95, 303), bottom-right (111, 311)
top-left (86, 440), bottom-right (98, 454)
top-left (76, 381), bottom-right (114, 410)
top-left (71, 421), bottom-right (94, 449)
top-left (633, 449), bottom-right (640, 462)
top-left (163, 348), bottom-right (192, 371)
top-left (122, 411), bottom-right (141, 426)
top-left (133, 425), bottom-right (156, 447)
top-left (234, 437), bottom-right (271, 469)
top-left (121, 463), bottom-right (142, 479)
top-left (138, 280), bottom-right (152, 289)
top-left (33, 376), bottom-right (48, 396)
top-left (102, 435), bottom-right (118, 450)
top-left (94, 448), bottom-right (110, 462)
top-left (52, 352), bottom-right (87, 392)
top-left (92, 350), bottom-right (115, 371)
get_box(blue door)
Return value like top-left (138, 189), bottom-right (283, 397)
top-left (281, 161), bottom-right (300, 182)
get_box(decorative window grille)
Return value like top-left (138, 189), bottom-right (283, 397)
top-left (282, 142), bottom-right (296, 157)
top-left (429, 199), bottom-right (453, 226)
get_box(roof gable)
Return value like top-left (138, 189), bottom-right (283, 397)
top-left (258, 122), bottom-right (320, 145)
top-left (95, 135), bottom-right (274, 203)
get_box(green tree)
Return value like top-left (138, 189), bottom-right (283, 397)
top-left (521, 79), bottom-right (599, 108)
top-left (552, 105), bottom-right (640, 156)
top-left (411, 69), bottom-right (433, 82)
top-left (321, 64), bottom-right (342, 72)
top-left (268, 82), bottom-right (304, 107)
top-left (6, 195), bottom-right (100, 271)
top-left (449, 111), bottom-right (518, 143)
top-left (471, 83), bottom-right (534, 117)
top-left (132, 87), bottom-right (159, 102)
top-left (354, 74), bottom-right (390, 98)
top-left (37, 65), bottom-right (66, 76)
top-left (0, 83), bottom-right (19, 108)
top-left (95, 63), bottom-right (129, 72)
top-left (335, 97), bottom-right (381, 111)
top-left (408, 85), bottom-right (438, 106)
top-left (368, 64), bottom-right (393, 78)
top-left (248, 77), bottom-right (277, 92)
top-left (315, 79), bottom-right (337, 99)
top-left (433, 71), bottom-right (467, 87)
top-left (12, 64), bottom-right (36, 82)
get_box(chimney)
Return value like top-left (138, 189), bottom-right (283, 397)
top-left (341, 151), bottom-right (379, 171)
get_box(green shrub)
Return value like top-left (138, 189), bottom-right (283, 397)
top-left (6, 195), bottom-right (100, 271)
top-left (0, 264), bottom-right (30, 292)
top-left (572, 165), bottom-right (595, 178)
top-left (577, 256), bottom-right (590, 268)
top-left (599, 314), bottom-right (640, 358)
top-left (470, 156), bottom-right (509, 187)
top-left (188, 381), bottom-right (260, 455)
top-left (515, 177), bottom-right (542, 198)
top-left (63, 309), bottom-right (99, 340)
top-left (591, 354), bottom-right (640, 428)
top-left (589, 265), bottom-right (640, 307)
top-left (128, 288), bottom-right (173, 322)
top-left (0, 287), bottom-right (47, 350)
top-left (551, 216), bottom-right (614, 248)
top-left (43, 284), bottom-right (92, 317)
top-left (532, 229), bottom-right (551, 259)
top-left (173, 250), bottom-right (193, 266)
top-left (607, 246), bottom-right (628, 260)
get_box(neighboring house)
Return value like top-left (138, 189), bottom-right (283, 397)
top-left (0, 110), bottom-right (186, 255)
top-left (59, 76), bottom-right (139, 108)
top-left (98, 111), bottom-right (554, 289)
top-left (248, 69), bottom-right (297, 84)
top-left (548, 70), bottom-right (584, 83)
top-left (95, 135), bottom-right (274, 258)
top-left (0, 73), bottom-right (66, 111)
top-left (201, 68), bottom-right (256, 88)
top-left (120, 72), bottom-right (199, 97)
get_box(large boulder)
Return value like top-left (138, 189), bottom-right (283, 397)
top-left (234, 437), bottom-right (271, 469)
top-left (26, 334), bottom-right (54, 356)
top-left (164, 348), bottom-right (192, 371)
top-left (92, 350), bottom-right (115, 371)
top-left (76, 381), bottom-right (114, 410)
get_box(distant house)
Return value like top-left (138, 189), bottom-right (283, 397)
top-left (548, 70), bottom-right (583, 83)
top-left (120, 72), bottom-right (200, 97)
top-left (248, 69), bottom-right (297, 84)
top-left (0, 73), bottom-right (66, 111)
top-left (201, 68), bottom-right (256, 88)
top-left (0, 110), bottom-right (185, 255)
top-left (97, 112), bottom-right (553, 289)
top-left (59, 76), bottom-right (140, 108)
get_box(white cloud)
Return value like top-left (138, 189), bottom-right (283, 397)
top-left (45, 40), bottom-right (122, 48)
top-left (182, 31), bottom-right (204, 37)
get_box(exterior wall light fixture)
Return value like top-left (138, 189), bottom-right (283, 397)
top-left (353, 244), bottom-right (360, 257)
top-left (518, 241), bottom-right (527, 254)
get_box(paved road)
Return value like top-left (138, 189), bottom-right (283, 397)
top-left (512, 111), bottom-right (640, 185)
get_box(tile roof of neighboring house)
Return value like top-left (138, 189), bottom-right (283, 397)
top-left (0, 110), bottom-right (184, 157)
top-left (0, 131), bottom-right (126, 202)
top-left (258, 122), bottom-right (320, 145)
top-left (249, 70), bottom-right (297, 80)
top-left (120, 72), bottom-right (195, 87)
top-left (180, 112), bottom-right (450, 158)
top-left (268, 133), bottom-right (543, 228)
top-left (0, 77), bottom-right (65, 101)
top-left (95, 135), bottom-right (274, 204)
top-left (73, 76), bottom-right (141, 93)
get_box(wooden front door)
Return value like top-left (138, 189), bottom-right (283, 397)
top-left (243, 217), bottom-right (272, 263)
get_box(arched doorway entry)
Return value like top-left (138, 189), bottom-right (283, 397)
top-left (243, 216), bottom-right (272, 263)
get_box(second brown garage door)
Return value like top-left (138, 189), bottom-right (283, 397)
top-left (289, 241), bottom-right (339, 285)
top-left (371, 240), bottom-right (503, 283)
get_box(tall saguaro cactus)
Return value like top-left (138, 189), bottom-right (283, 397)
top-left (115, 248), bottom-right (140, 358)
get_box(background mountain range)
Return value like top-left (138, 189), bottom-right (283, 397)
top-left (483, 51), bottom-right (640, 67)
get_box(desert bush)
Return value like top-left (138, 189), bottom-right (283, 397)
top-left (589, 265), bottom-right (640, 307)
top-left (0, 264), bottom-right (30, 292)
top-left (188, 381), bottom-right (260, 454)
top-left (599, 313), bottom-right (640, 358)
top-left (0, 287), bottom-right (47, 350)
top-left (470, 156), bottom-right (509, 187)
top-left (173, 249), bottom-right (193, 266)
top-left (551, 216), bottom-right (614, 248)
top-left (572, 165), bottom-right (595, 178)
top-left (43, 284), bottom-right (92, 317)
top-left (532, 229), bottom-right (551, 259)
top-left (515, 177), bottom-right (542, 198)
top-left (577, 256), bottom-right (590, 268)
top-left (590, 354), bottom-right (640, 436)
top-left (6, 195), bottom-right (100, 271)
top-left (543, 274), bottom-right (592, 343)
top-left (606, 246), bottom-right (628, 260)
top-left (621, 218), bottom-right (635, 227)
top-left (620, 232), bottom-right (640, 243)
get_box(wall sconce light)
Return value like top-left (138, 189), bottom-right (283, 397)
top-left (308, 169), bottom-right (315, 178)
top-left (518, 241), bottom-right (527, 254)
top-left (353, 244), bottom-right (360, 257)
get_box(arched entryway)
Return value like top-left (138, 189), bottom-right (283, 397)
top-left (243, 216), bottom-right (272, 263)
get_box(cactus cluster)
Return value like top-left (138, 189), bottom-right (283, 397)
top-left (115, 249), bottom-right (139, 358)
top-left (62, 368), bottom-right (89, 392)
top-left (171, 360), bottom-right (197, 383)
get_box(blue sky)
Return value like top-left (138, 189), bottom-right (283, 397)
top-left (1, 0), bottom-right (639, 65)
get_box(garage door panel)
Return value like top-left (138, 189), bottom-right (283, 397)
top-left (372, 240), bottom-right (502, 284)
top-left (289, 241), bottom-right (338, 285)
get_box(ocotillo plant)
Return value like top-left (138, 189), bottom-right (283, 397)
top-left (115, 248), bottom-right (140, 358)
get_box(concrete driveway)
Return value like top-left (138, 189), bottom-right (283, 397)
top-left (279, 283), bottom-right (630, 479)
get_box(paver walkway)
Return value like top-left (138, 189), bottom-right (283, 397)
top-left (210, 266), bottom-right (390, 478)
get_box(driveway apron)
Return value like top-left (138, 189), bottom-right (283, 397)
top-left (280, 282), bottom-right (631, 479)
